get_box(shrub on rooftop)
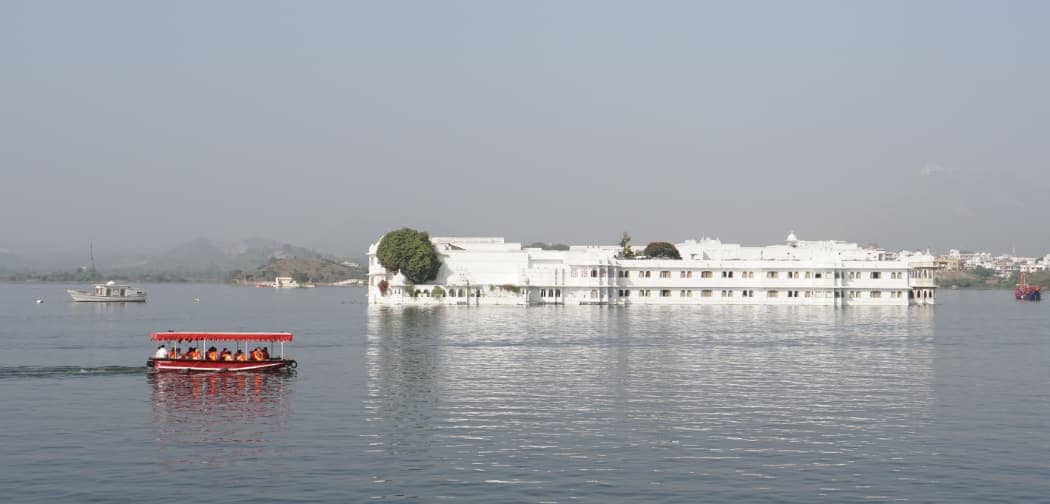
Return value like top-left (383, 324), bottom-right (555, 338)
top-left (643, 241), bottom-right (681, 260)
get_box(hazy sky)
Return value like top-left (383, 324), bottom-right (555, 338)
top-left (2, 1), bottom-right (1048, 259)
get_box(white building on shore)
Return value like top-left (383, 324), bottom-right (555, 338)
top-left (367, 233), bottom-right (938, 306)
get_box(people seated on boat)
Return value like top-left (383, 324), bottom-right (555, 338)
top-left (189, 347), bottom-right (203, 360)
top-left (206, 346), bottom-right (219, 361)
top-left (261, 347), bottom-right (270, 360)
top-left (153, 345), bottom-right (168, 359)
top-left (250, 347), bottom-right (263, 361)
top-left (220, 348), bottom-right (233, 361)
top-left (181, 347), bottom-right (194, 359)
top-left (234, 349), bottom-right (247, 361)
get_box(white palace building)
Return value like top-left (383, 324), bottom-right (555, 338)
top-left (367, 233), bottom-right (938, 306)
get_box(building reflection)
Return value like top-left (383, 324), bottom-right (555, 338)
top-left (149, 371), bottom-right (294, 465)
top-left (364, 303), bottom-right (938, 462)
top-left (364, 306), bottom-right (445, 454)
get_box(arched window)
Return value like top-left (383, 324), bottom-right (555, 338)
top-left (590, 289), bottom-right (598, 298)
top-left (591, 269), bottom-right (598, 278)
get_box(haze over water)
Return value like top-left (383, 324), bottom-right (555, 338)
top-left (0, 284), bottom-right (1046, 502)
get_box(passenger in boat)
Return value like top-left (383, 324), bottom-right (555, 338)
top-left (206, 347), bottom-right (219, 361)
top-left (191, 347), bottom-right (203, 360)
top-left (250, 347), bottom-right (261, 361)
top-left (261, 347), bottom-right (270, 360)
top-left (153, 345), bottom-right (168, 359)
top-left (234, 349), bottom-right (247, 361)
top-left (220, 348), bottom-right (233, 361)
top-left (181, 347), bottom-right (194, 359)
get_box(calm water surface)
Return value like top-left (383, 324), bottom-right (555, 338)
top-left (0, 284), bottom-right (1047, 502)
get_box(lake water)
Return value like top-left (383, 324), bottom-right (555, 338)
top-left (0, 284), bottom-right (1047, 502)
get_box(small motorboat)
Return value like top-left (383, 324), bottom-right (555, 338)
top-left (1015, 272), bottom-right (1042, 301)
top-left (147, 331), bottom-right (297, 372)
top-left (68, 281), bottom-right (147, 302)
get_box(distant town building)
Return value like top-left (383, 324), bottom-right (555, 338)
top-left (934, 256), bottom-right (962, 271)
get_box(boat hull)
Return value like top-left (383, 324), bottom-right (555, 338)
top-left (68, 290), bottom-right (147, 302)
top-left (147, 358), bottom-right (294, 372)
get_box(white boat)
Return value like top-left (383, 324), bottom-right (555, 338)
top-left (68, 281), bottom-right (147, 302)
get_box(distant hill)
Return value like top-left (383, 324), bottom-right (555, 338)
top-left (128, 238), bottom-right (329, 275)
top-left (232, 257), bottom-right (367, 284)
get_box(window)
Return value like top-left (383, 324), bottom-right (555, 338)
top-left (591, 270), bottom-right (598, 278)
top-left (701, 290), bottom-right (713, 297)
top-left (741, 289), bottom-right (753, 298)
top-left (805, 272), bottom-right (812, 279)
top-left (804, 291), bottom-right (813, 298)
top-left (740, 271), bottom-right (754, 279)
top-left (767, 290), bottom-right (779, 298)
top-left (590, 289), bottom-right (598, 298)
top-left (555, 289), bottom-right (561, 297)
top-left (767, 271), bottom-right (778, 279)
top-left (722, 271), bottom-right (734, 278)
top-left (701, 271), bottom-right (713, 278)
top-left (540, 290), bottom-right (546, 298)
top-left (640, 271), bottom-right (651, 278)
top-left (660, 290), bottom-right (672, 297)
top-left (787, 271), bottom-right (800, 279)
top-left (870, 272), bottom-right (881, 280)
top-left (870, 291), bottom-right (882, 298)
top-left (680, 271), bottom-right (693, 278)
top-left (786, 290), bottom-right (800, 298)
top-left (659, 271), bottom-right (671, 278)
top-left (815, 273), bottom-right (823, 279)
top-left (834, 272), bottom-right (841, 279)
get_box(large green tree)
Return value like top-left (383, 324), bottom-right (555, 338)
top-left (644, 241), bottom-right (681, 260)
top-left (376, 228), bottom-right (441, 283)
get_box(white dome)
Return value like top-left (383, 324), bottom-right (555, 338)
top-left (388, 272), bottom-right (409, 286)
top-left (785, 231), bottom-right (798, 243)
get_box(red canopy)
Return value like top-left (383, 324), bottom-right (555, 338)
top-left (151, 331), bottom-right (293, 342)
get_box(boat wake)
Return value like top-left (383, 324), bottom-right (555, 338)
top-left (0, 365), bottom-right (145, 379)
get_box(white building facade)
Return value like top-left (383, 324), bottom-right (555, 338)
top-left (367, 234), bottom-right (938, 306)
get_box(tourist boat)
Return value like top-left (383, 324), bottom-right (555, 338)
top-left (68, 281), bottom-right (147, 302)
top-left (1015, 272), bottom-right (1041, 301)
top-left (147, 331), bottom-right (297, 372)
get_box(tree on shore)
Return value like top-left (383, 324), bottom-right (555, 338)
top-left (376, 228), bottom-right (441, 283)
top-left (644, 241), bottom-right (681, 260)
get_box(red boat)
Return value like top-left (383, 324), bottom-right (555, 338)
top-left (147, 331), bottom-right (297, 372)
top-left (1015, 272), bottom-right (1042, 301)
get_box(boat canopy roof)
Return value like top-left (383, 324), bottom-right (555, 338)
top-left (151, 331), bottom-right (293, 342)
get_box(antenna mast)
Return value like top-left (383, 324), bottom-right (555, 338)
top-left (90, 242), bottom-right (96, 272)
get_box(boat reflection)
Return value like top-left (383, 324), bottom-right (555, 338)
top-left (149, 372), bottom-right (294, 465)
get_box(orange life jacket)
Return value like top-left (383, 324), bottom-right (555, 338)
top-left (252, 350), bottom-right (263, 361)
top-left (221, 353), bottom-right (233, 361)
top-left (235, 353), bottom-right (247, 361)
top-left (192, 350), bottom-right (203, 360)
top-left (206, 350), bottom-right (218, 361)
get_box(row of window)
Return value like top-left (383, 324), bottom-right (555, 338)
top-left (581, 269), bottom-right (908, 280)
top-left (538, 289), bottom-right (562, 298)
top-left (611, 289), bottom-right (910, 299)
